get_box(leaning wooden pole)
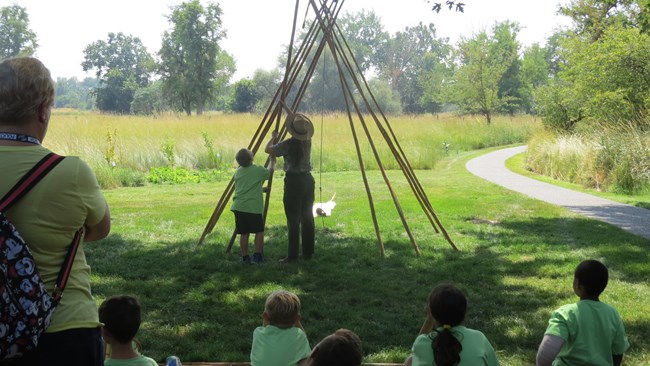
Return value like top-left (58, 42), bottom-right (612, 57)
top-left (336, 28), bottom-right (439, 225)
top-left (328, 19), bottom-right (457, 250)
top-left (206, 1), bottom-right (333, 248)
top-left (201, 0), bottom-right (456, 254)
top-left (336, 55), bottom-right (385, 256)
top-left (316, 10), bottom-right (421, 256)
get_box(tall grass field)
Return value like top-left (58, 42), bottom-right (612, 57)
top-left (44, 111), bottom-right (649, 365)
top-left (46, 110), bottom-right (540, 188)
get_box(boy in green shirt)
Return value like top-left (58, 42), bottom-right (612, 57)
top-left (231, 148), bottom-right (275, 264)
top-left (250, 290), bottom-right (311, 366)
top-left (536, 259), bottom-right (630, 366)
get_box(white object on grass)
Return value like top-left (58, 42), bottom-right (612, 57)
top-left (312, 193), bottom-right (336, 217)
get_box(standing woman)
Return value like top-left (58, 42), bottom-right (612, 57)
top-left (265, 113), bottom-right (315, 262)
top-left (0, 57), bottom-right (111, 365)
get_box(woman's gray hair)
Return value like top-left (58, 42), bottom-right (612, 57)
top-left (0, 57), bottom-right (55, 125)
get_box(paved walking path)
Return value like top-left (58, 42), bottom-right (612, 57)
top-left (466, 145), bottom-right (650, 240)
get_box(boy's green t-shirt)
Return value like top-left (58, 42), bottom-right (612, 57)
top-left (104, 355), bottom-right (158, 366)
top-left (250, 325), bottom-right (311, 366)
top-left (231, 164), bottom-right (270, 214)
top-left (545, 300), bottom-right (630, 366)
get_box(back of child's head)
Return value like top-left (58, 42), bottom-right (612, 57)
top-left (236, 148), bottom-right (253, 167)
top-left (428, 283), bottom-right (467, 366)
top-left (99, 295), bottom-right (142, 344)
top-left (575, 259), bottom-right (609, 296)
top-left (311, 328), bottom-right (363, 366)
top-left (428, 283), bottom-right (467, 326)
top-left (265, 290), bottom-right (301, 328)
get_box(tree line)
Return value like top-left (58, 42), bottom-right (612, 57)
top-left (2, 0), bottom-right (650, 128)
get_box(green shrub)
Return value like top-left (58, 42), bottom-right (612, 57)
top-left (146, 166), bottom-right (229, 184)
top-left (527, 129), bottom-right (650, 194)
top-left (95, 165), bottom-right (147, 189)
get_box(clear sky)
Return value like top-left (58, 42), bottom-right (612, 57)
top-left (5, 0), bottom-right (570, 80)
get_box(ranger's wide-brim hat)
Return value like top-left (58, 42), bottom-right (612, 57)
top-left (285, 113), bottom-right (314, 141)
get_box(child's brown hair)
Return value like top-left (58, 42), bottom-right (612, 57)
top-left (265, 290), bottom-right (301, 328)
top-left (236, 148), bottom-right (253, 167)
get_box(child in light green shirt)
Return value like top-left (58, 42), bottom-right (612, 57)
top-left (405, 283), bottom-right (499, 366)
top-left (250, 290), bottom-right (311, 366)
top-left (99, 296), bottom-right (158, 366)
top-left (536, 260), bottom-right (630, 366)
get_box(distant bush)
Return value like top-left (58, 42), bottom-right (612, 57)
top-left (527, 128), bottom-right (650, 194)
top-left (95, 166), bottom-right (147, 189)
top-left (146, 167), bottom-right (228, 184)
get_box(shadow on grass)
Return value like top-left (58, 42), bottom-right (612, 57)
top-left (84, 212), bottom-right (650, 365)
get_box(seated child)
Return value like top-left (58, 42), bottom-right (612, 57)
top-left (99, 295), bottom-right (158, 366)
top-left (231, 148), bottom-right (275, 265)
top-left (536, 259), bottom-right (630, 366)
top-left (405, 283), bottom-right (499, 366)
top-left (250, 290), bottom-right (311, 366)
top-left (307, 328), bottom-right (363, 366)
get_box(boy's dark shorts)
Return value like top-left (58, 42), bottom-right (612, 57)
top-left (233, 211), bottom-right (264, 234)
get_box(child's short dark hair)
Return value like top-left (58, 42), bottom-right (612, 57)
top-left (575, 259), bottom-right (609, 296)
top-left (312, 328), bottom-right (363, 366)
top-left (98, 295), bottom-right (142, 344)
top-left (236, 148), bottom-right (253, 167)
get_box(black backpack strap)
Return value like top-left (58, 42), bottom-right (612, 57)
top-left (0, 152), bottom-right (80, 304)
top-left (52, 227), bottom-right (84, 303)
top-left (0, 153), bottom-right (65, 212)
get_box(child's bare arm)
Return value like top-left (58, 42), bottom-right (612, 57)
top-left (419, 311), bottom-right (435, 334)
top-left (265, 131), bottom-right (278, 154)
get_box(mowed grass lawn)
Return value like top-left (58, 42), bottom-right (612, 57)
top-left (88, 148), bottom-right (650, 365)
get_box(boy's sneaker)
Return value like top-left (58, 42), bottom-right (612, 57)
top-left (252, 253), bottom-right (263, 265)
top-left (242, 255), bottom-right (251, 265)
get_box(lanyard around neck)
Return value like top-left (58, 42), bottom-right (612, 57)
top-left (0, 132), bottom-right (41, 145)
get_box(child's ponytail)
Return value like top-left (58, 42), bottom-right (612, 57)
top-left (431, 326), bottom-right (463, 366)
top-left (427, 284), bottom-right (468, 366)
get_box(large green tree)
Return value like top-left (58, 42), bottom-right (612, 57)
top-left (295, 10), bottom-right (388, 113)
top-left (228, 79), bottom-right (260, 113)
top-left (376, 22), bottom-right (450, 114)
top-left (537, 25), bottom-right (650, 130)
top-left (0, 4), bottom-right (37, 59)
top-left (81, 32), bottom-right (155, 113)
top-left (493, 21), bottom-right (525, 115)
top-left (158, 0), bottom-right (234, 115)
top-left (446, 21), bottom-right (521, 124)
top-left (520, 43), bottom-right (550, 113)
top-left (559, 0), bottom-right (648, 40)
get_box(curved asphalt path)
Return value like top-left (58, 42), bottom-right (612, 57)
top-left (466, 145), bottom-right (650, 240)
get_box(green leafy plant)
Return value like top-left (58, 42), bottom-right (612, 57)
top-left (104, 129), bottom-right (118, 167)
top-left (161, 139), bottom-right (176, 167)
